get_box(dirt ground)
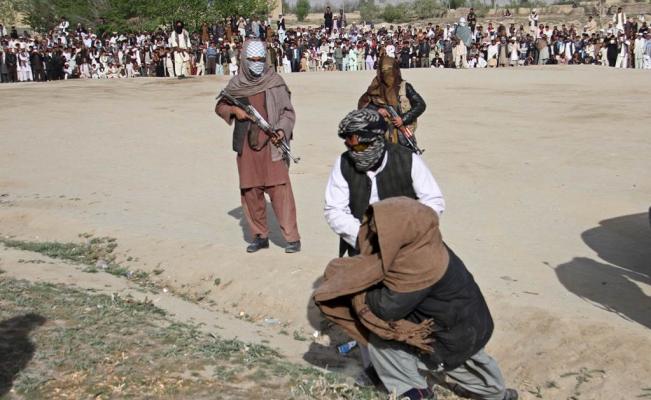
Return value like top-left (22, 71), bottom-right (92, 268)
top-left (0, 66), bottom-right (650, 399)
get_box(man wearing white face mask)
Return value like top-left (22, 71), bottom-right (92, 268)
top-left (215, 40), bottom-right (301, 254)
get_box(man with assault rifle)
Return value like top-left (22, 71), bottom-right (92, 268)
top-left (357, 54), bottom-right (427, 154)
top-left (215, 39), bottom-right (301, 254)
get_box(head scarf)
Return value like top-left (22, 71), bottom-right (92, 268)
top-left (338, 108), bottom-right (387, 140)
top-left (223, 39), bottom-right (286, 98)
top-left (358, 55), bottom-right (402, 109)
top-left (245, 39), bottom-right (266, 76)
top-left (338, 109), bottom-right (387, 172)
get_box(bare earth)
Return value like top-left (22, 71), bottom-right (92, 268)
top-left (1, 66), bottom-right (650, 399)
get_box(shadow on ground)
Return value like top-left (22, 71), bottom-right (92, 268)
top-left (0, 313), bottom-right (46, 396)
top-left (556, 212), bottom-right (651, 329)
top-left (227, 205), bottom-right (286, 248)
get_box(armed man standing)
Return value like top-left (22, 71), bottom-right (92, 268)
top-left (215, 39), bottom-right (301, 254)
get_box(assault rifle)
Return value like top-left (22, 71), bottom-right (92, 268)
top-left (384, 105), bottom-right (424, 155)
top-left (216, 90), bottom-right (300, 164)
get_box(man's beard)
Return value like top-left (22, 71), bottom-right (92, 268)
top-left (348, 137), bottom-right (386, 172)
top-left (175, 26), bottom-right (183, 34)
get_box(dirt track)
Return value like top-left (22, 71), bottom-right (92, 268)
top-left (1, 66), bottom-right (650, 399)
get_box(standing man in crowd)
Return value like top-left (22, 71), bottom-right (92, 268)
top-left (5, 46), bottom-right (17, 83)
top-left (324, 108), bottom-right (444, 258)
top-left (170, 20), bottom-right (191, 78)
top-left (30, 46), bottom-right (46, 82)
top-left (585, 15), bottom-right (598, 35)
top-left (0, 46), bottom-right (8, 83)
top-left (58, 17), bottom-right (70, 34)
top-left (277, 14), bottom-right (286, 31)
top-left (215, 39), bottom-right (301, 254)
top-left (418, 37), bottom-right (431, 68)
top-left (613, 7), bottom-right (627, 33)
top-left (529, 10), bottom-right (539, 34)
top-left (634, 32), bottom-right (645, 69)
top-left (324, 7), bottom-right (334, 35)
top-left (206, 42), bottom-right (218, 75)
top-left (467, 8), bottom-right (477, 33)
top-left (358, 55), bottom-right (426, 149)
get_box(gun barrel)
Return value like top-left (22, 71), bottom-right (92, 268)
top-left (384, 106), bottom-right (423, 154)
top-left (217, 90), bottom-right (300, 163)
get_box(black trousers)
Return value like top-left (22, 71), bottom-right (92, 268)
top-left (206, 57), bottom-right (216, 74)
top-left (33, 68), bottom-right (46, 81)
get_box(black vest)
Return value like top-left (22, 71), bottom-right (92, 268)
top-left (339, 144), bottom-right (418, 256)
top-left (367, 246), bottom-right (495, 370)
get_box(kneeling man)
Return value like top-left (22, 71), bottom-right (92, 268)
top-left (314, 197), bottom-right (518, 400)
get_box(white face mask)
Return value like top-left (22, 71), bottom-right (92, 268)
top-left (248, 61), bottom-right (265, 76)
top-left (245, 41), bottom-right (266, 77)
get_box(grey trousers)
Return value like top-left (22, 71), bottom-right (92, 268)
top-left (368, 334), bottom-right (506, 399)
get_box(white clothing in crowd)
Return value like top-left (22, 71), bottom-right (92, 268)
top-left (169, 28), bottom-right (191, 76)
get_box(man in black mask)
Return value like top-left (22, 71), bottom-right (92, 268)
top-left (324, 108), bottom-right (445, 258)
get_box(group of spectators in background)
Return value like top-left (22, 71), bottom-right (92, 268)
top-left (1, 5), bottom-right (650, 83)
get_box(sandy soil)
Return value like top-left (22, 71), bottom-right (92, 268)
top-left (1, 66), bottom-right (650, 399)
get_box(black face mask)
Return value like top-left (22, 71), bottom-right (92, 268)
top-left (175, 25), bottom-right (183, 34)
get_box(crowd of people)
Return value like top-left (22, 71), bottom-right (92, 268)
top-left (1, 6), bottom-right (650, 83)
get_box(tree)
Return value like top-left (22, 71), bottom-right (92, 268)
top-left (449, 0), bottom-right (467, 9)
top-left (295, 0), bottom-right (310, 22)
top-left (414, 0), bottom-right (441, 19)
top-left (0, 0), bottom-right (22, 26)
top-left (381, 4), bottom-right (408, 23)
top-left (359, 0), bottom-right (379, 22)
top-left (17, 0), bottom-right (275, 33)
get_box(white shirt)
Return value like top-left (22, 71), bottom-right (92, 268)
top-left (170, 30), bottom-right (190, 49)
top-left (487, 44), bottom-right (499, 60)
top-left (385, 44), bottom-right (396, 58)
top-left (635, 38), bottom-right (646, 54)
top-left (529, 14), bottom-right (539, 29)
top-left (324, 152), bottom-right (445, 247)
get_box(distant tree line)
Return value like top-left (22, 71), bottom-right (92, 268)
top-left (11, 0), bottom-right (275, 33)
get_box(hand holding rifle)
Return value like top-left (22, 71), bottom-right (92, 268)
top-left (382, 105), bottom-right (424, 155)
top-left (216, 90), bottom-right (300, 164)
top-left (378, 108), bottom-right (404, 128)
top-left (231, 106), bottom-right (252, 122)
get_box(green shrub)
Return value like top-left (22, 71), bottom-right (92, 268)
top-left (360, 0), bottom-right (380, 22)
top-left (449, 0), bottom-right (468, 9)
top-left (382, 4), bottom-right (409, 23)
top-left (414, 0), bottom-right (441, 19)
top-left (295, 0), bottom-right (310, 22)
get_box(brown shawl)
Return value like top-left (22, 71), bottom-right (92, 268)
top-left (313, 197), bottom-right (450, 352)
top-left (357, 55), bottom-right (403, 109)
